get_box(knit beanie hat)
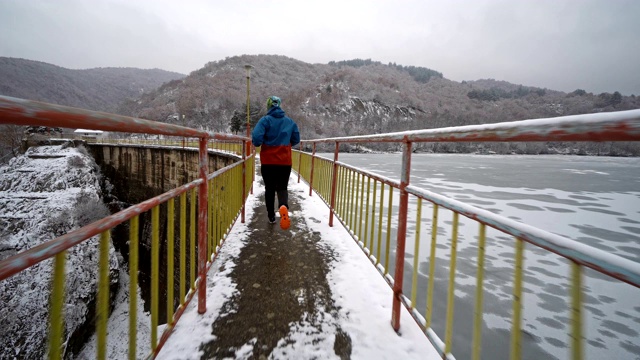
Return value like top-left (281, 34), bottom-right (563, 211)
top-left (266, 96), bottom-right (281, 109)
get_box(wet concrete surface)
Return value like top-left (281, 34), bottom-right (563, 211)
top-left (198, 173), bottom-right (352, 359)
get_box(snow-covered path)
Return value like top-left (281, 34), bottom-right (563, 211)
top-left (157, 172), bottom-right (440, 359)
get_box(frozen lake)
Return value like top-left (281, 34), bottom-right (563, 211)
top-left (322, 153), bottom-right (640, 360)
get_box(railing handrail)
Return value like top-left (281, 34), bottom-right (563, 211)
top-left (404, 184), bottom-right (640, 288)
top-left (0, 95), bottom-right (249, 142)
top-left (291, 108), bottom-right (640, 359)
top-left (301, 108), bottom-right (640, 143)
top-left (296, 152), bottom-right (640, 288)
top-left (0, 96), bottom-right (256, 359)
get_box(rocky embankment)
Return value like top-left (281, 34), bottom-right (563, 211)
top-left (0, 143), bottom-right (118, 359)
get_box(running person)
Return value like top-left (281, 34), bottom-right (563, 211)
top-left (251, 96), bottom-right (300, 229)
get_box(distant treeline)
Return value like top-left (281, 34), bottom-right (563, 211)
top-left (329, 58), bottom-right (443, 83)
top-left (307, 141), bottom-right (640, 157)
top-left (468, 86), bottom-right (625, 107)
top-left (467, 86), bottom-right (547, 101)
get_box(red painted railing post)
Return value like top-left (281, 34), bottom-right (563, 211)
top-left (241, 140), bottom-right (246, 224)
top-left (197, 137), bottom-right (208, 314)
top-left (392, 139), bottom-right (412, 330)
top-left (309, 143), bottom-right (316, 197)
top-left (329, 142), bottom-right (340, 227)
top-left (297, 143), bottom-right (302, 183)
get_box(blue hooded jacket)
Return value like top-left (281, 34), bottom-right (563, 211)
top-left (251, 106), bottom-right (300, 165)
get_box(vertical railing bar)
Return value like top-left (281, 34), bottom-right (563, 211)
top-left (353, 171), bottom-right (358, 233)
top-left (320, 158), bottom-right (325, 200)
top-left (151, 206), bottom-right (159, 351)
top-left (208, 179), bottom-right (213, 256)
top-left (226, 171), bottom-right (230, 235)
top-left (317, 158), bottom-right (323, 198)
top-left (376, 183), bottom-right (385, 264)
top-left (242, 140), bottom-right (246, 223)
top-left (426, 204), bottom-right (438, 328)
top-left (571, 261), bottom-right (583, 360)
top-left (329, 142), bottom-right (339, 227)
top-left (48, 251), bottom-right (66, 360)
top-left (302, 152), bottom-right (306, 181)
top-left (325, 159), bottom-right (330, 200)
top-left (364, 176), bottom-right (371, 250)
top-left (231, 167), bottom-right (234, 234)
top-left (224, 171), bottom-right (229, 237)
top-left (226, 170), bottom-right (230, 235)
top-left (239, 164), bottom-right (242, 216)
top-left (219, 174), bottom-right (223, 244)
top-left (444, 212), bottom-right (459, 355)
top-left (129, 216), bottom-right (139, 360)
top-left (342, 167), bottom-right (348, 221)
top-left (319, 159), bottom-right (325, 199)
top-left (327, 159), bottom-right (332, 201)
top-left (348, 170), bottom-right (354, 231)
top-left (343, 167), bottom-right (349, 221)
top-left (338, 167), bottom-right (344, 220)
top-left (217, 176), bottom-right (221, 249)
top-left (337, 166), bottom-right (344, 219)
top-left (97, 230), bottom-right (110, 360)
top-left (391, 140), bottom-right (412, 330)
top-left (220, 173), bottom-right (224, 243)
top-left (384, 184), bottom-right (393, 274)
top-left (411, 198), bottom-right (423, 309)
top-left (197, 137), bottom-right (208, 314)
top-left (304, 150), bottom-right (313, 182)
top-left (358, 172), bottom-right (365, 242)
top-left (226, 171), bottom-right (229, 238)
top-left (308, 151), bottom-right (312, 181)
top-left (213, 177), bottom-right (218, 251)
top-left (190, 188), bottom-right (196, 289)
top-left (309, 144), bottom-right (316, 196)
top-left (318, 159), bottom-right (323, 199)
top-left (297, 144), bottom-right (302, 183)
top-left (352, 170), bottom-right (358, 231)
top-left (218, 174), bottom-right (223, 244)
top-left (472, 223), bottom-right (487, 360)
top-left (370, 180), bottom-right (377, 252)
top-left (510, 237), bottom-right (525, 360)
top-left (167, 198), bottom-right (175, 326)
top-left (179, 195), bottom-right (186, 305)
top-left (348, 170), bottom-right (355, 231)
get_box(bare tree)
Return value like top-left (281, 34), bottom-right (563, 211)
top-left (0, 125), bottom-right (24, 162)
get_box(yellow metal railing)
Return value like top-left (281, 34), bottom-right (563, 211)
top-left (2, 150), bottom-right (254, 360)
top-left (41, 154), bottom-right (253, 359)
top-left (1, 96), bottom-right (258, 360)
top-left (293, 138), bottom-right (640, 360)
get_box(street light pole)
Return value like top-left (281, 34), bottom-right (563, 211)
top-left (244, 65), bottom-right (253, 156)
top-left (182, 114), bottom-right (186, 148)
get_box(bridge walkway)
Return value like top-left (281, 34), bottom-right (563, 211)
top-left (156, 166), bottom-right (439, 359)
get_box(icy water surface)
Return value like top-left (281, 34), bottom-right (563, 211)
top-left (327, 153), bottom-right (640, 360)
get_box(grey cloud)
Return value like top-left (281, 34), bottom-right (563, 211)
top-left (1, 0), bottom-right (638, 95)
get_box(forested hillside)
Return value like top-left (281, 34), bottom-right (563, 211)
top-left (2, 55), bottom-right (639, 156)
top-left (120, 55), bottom-right (640, 155)
top-left (0, 57), bottom-right (185, 112)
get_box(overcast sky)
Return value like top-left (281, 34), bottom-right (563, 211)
top-left (1, 0), bottom-right (639, 95)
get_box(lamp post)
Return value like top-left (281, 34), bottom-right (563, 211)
top-left (244, 65), bottom-right (253, 156)
top-left (182, 114), bottom-right (186, 148)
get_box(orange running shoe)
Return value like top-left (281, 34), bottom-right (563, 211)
top-left (279, 205), bottom-right (290, 230)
